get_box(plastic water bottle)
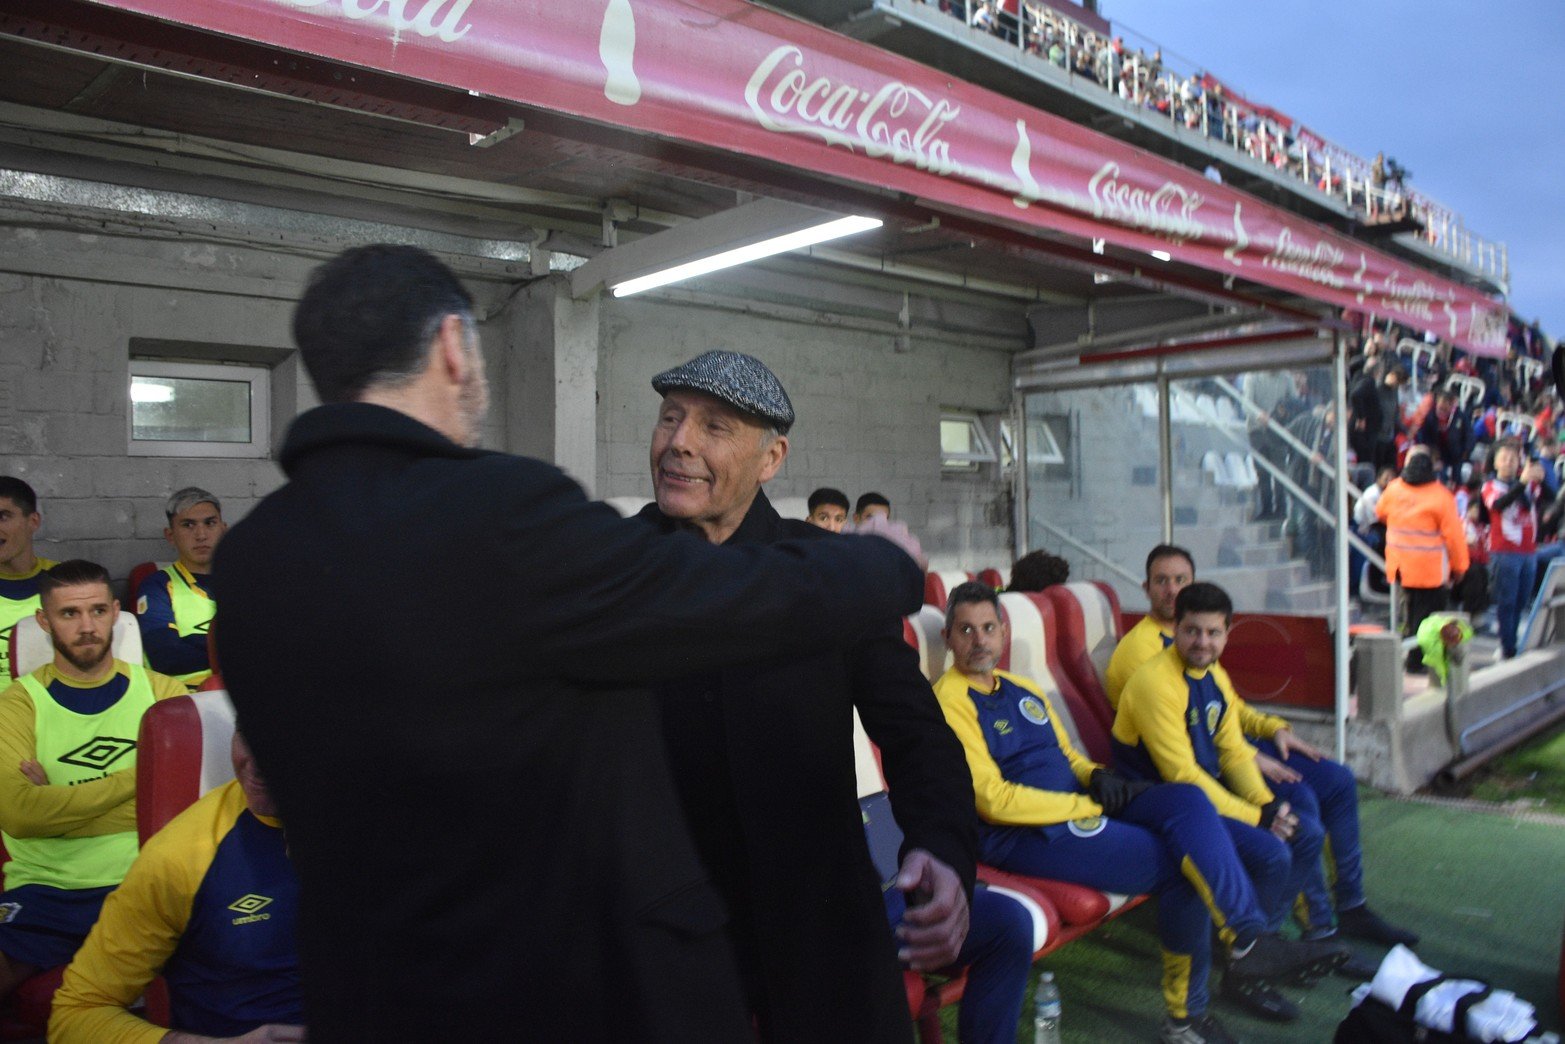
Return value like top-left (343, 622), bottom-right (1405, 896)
top-left (1033, 971), bottom-right (1062, 1044)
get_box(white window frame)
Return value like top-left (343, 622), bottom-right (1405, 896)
top-left (1026, 417), bottom-right (1066, 465)
top-left (128, 359), bottom-right (271, 459)
top-left (940, 411), bottom-right (998, 471)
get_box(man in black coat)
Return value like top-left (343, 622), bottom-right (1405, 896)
top-left (635, 351), bottom-right (979, 1043)
top-left (212, 246), bottom-right (929, 1042)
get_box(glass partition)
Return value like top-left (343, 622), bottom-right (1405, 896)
top-left (1023, 383), bottom-right (1161, 609)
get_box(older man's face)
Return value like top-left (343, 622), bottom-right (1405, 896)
top-left (650, 390), bottom-right (787, 542)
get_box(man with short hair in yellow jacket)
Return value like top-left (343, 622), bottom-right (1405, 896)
top-left (0, 561), bottom-right (183, 999)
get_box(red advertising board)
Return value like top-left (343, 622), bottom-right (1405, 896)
top-left (80, 0), bottom-right (1508, 355)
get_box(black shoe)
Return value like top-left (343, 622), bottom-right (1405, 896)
top-left (1229, 933), bottom-right (1350, 986)
top-left (1161, 1013), bottom-right (1240, 1044)
top-left (1336, 952), bottom-right (1382, 981)
top-left (1220, 974), bottom-right (1299, 1022)
top-left (1337, 904), bottom-right (1419, 947)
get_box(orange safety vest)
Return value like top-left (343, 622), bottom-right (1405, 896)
top-left (1376, 478), bottom-right (1469, 589)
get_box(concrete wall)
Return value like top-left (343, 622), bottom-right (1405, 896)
top-left (1, 212), bottom-right (1023, 580)
top-left (596, 278), bottom-right (1018, 569)
top-left (0, 220), bottom-right (510, 589)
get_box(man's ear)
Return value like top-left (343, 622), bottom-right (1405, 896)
top-left (757, 434), bottom-right (789, 483)
top-left (433, 314), bottom-right (472, 385)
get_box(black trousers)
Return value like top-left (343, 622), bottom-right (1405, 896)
top-left (1404, 585), bottom-right (1449, 671)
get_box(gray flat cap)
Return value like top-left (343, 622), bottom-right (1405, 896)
top-left (651, 350), bottom-right (795, 433)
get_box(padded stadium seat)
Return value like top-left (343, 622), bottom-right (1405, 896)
top-left (995, 592), bottom-right (1111, 765)
top-left (923, 571), bottom-right (976, 610)
top-left (976, 567), bottom-right (1004, 591)
top-left (0, 966), bottom-right (64, 1041)
top-left (135, 690), bottom-right (238, 843)
top-left (8, 613), bottom-right (142, 680)
top-left (902, 605), bottom-right (950, 684)
top-left (127, 561), bottom-right (167, 610)
top-left (1201, 450), bottom-right (1229, 487)
top-left (1041, 583), bottom-right (1123, 736)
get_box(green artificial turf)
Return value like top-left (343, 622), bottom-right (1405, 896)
top-left (1466, 720), bottom-right (1565, 813)
top-left (935, 788), bottom-right (1564, 1043)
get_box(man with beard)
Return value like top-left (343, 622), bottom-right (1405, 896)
top-left (0, 560), bottom-right (184, 998)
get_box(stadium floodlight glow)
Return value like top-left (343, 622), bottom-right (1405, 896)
top-left (610, 215), bottom-right (882, 297)
top-left (571, 198), bottom-right (885, 301)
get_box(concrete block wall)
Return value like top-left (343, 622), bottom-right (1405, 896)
top-left (597, 289), bottom-right (1017, 568)
top-left (0, 223), bottom-right (512, 592)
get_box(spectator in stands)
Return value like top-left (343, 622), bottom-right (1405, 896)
top-left (856, 490), bottom-right (892, 524)
top-left (1105, 552), bottom-right (1416, 955)
top-left (1482, 439), bottom-right (1553, 659)
top-left (1008, 549), bottom-right (1069, 592)
top-left (1413, 390), bottom-right (1473, 481)
top-left (1349, 362), bottom-right (1405, 471)
top-left (0, 560), bottom-right (184, 999)
top-left (1377, 446), bottom-right (1468, 672)
top-left (136, 488), bottom-right (225, 690)
top-left (1240, 369), bottom-right (1295, 521)
top-left (1351, 467), bottom-right (1395, 599)
top-left (936, 582), bottom-right (1345, 1043)
top-left (635, 351), bottom-right (976, 1041)
top-left (214, 244), bottom-right (929, 1042)
top-left (50, 731), bottom-right (303, 1043)
top-left (806, 486), bottom-right (851, 532)
top-left (1285, 403), bottom-right (1335, 578)
top-left (0, 478), bottom-right (55, 684)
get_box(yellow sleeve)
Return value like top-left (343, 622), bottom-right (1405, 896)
top-left (48, 784), bottom-right (234, 1044)
top-left (1114, 655), bottom-right (1263, 825)
top-left (0, 680), bottom-right (136, 839)
top-left (933, 670), bottom-right (1102, 827)
top-left (1103, 618), bottom-right (1164, 710)
top-left (1212, 670), bottom-right (1274, 808)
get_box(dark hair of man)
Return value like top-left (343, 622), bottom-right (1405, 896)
top-left (0, 477), bottom-right (38, 516)
top-left (1144, 543), bottom-right (1195, 581)
top-left (292, 244), bottom-right (476, 403)
top-left (944, 580), bottom-right (1001, 631)
top-left (37, 559), bottom-right (112, 602)
top-left (855, 491), bottom-right (891, 515)
top-left (808, 487), bottom-right (849, 513)
top-left (1173, 582), bottom-right (1232, 625)
top-left (1009, 550), bottom-right (1069, 592)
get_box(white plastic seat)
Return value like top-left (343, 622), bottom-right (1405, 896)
top-left (10, 613), bottom-right (143, 680)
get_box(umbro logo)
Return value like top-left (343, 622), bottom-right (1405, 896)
top-left (229, 894), bottom-right (275, 925)
top-left (228, 894), bottom-right (273, 915)
top-left (58, 737), bottom-right (136, 772)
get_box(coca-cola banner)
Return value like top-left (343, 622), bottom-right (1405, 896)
top-left (82, 0), bottom-right (1508, 355)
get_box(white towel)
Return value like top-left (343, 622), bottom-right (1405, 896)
top-left (1363, 945), bottom-right (1536, 1042)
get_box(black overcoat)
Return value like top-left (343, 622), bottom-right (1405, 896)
top-left (213, 403), bottom-right (924, 1042)
top-left (638, 492), bottom-right (979, 1044)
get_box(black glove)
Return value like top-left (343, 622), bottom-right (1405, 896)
top-left (1258, 798), bottom-right (1286, 831)
top-left (1087, 769), bottom-right (1150, 817)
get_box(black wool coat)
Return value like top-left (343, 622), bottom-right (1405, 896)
top-left (212, 403), bottom-right (924, 1043)
top-left (637, 492), bottom-right (979, 1044)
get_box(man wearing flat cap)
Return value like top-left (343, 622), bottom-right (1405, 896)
top-left (636, 350), bottom-right (979, 1043)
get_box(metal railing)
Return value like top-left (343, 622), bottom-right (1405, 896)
top-left (932, 0), bottom-right (1509, 285)
top-left (1028, 516), bottom-right (1144, 587)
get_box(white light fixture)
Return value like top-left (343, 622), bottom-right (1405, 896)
top-left (571, 198), bottom-right (884, 300)
top-left (1150, 250), bottom-right (1172, 262)
top-left (611, 215), bottom-right (882, 297)
top-left (131, 380), bottom-right (174, 403)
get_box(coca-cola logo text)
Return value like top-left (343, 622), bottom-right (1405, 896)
top-left (745, 46), bottom-right (961, 176)
top-left (1086, 162), bottom-right (1205, 243)
top-left (1262, 228), bottom-right (1347, 288)
top-left (274, 0), bottom-right (474, 43)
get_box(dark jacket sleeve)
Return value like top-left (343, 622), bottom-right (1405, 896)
top-left (852, 626), bottom-right (979, 898)
top-left (490, 461), bottom-right (924, 685)
top-left (135, 572), bottom-right (209, 678)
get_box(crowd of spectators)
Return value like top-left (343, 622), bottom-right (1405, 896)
top-left (922, 0), bottom-right (1475, 252)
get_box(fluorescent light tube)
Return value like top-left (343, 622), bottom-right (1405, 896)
top-left (611, 215), bottom-right (883, 297)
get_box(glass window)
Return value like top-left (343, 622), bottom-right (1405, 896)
top-left (941, 412), bottom-right (997, 470)
top-left (128, 360), bottom-right (271, 458)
